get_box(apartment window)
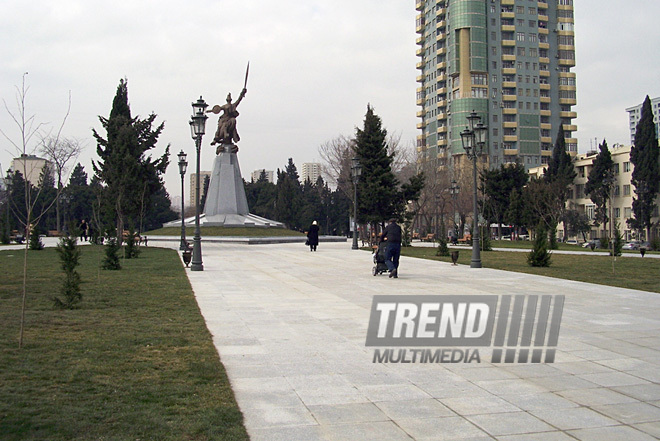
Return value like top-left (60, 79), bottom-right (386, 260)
top-left (493, 128), bottom-right (499, 136)
top-left (529, 33), bottom-right (537, 43)
top-left (613, 185), bottom-right (620, 196)
top-left (623, 184), bottom-right (631, 196)
top-left (614, 163), bottom-right (620, 174)
top-left (492, 114), bottom-right (499, 122)
top-left (614, 208), bottom-right (621, 218)
top-left (472, 73), bottom-right (487, 85)
top-left (491, 74), bottom-right (497, 83)
top-left (526, 102), bottom-right (531, 110)
top-left (526, 75), bottom-right (530, 83)
top-left (517, 62), bottom-right (523, 69)
top-left (526, 89), bottom-right (531, 96)
top-left (529, 48), bottom-right (538, 57)
top-left (516, 6), bottom-right (524, 13)
top-left (624, 207), bottom-right (632, 218)
top-left (517, 47), bottom-right (525, 56)
top-left (492, 61), bottom-right (497, 69)
top-left (492, 88), bottom-right (497, 98)
top-left (491, 5), bottom-right (496, 13)
top-left (491, 31), bottom-right (497, 40)
top-left (529, 7), bottom-right (537, 14)
top-left (516, 32), bottom-right (525, 41)
top-left (492, 46), bottom-right (497, 55)
top-left (623, 161), bottom-right (631, 172)
top-left (529, 20), bottom-right (536, 27)
top-left (518, 101), bottom-right (524, 109)
top-left (517, 19), bottom-right (524, 27)
top-left (494, 142), bottom-right (499, 150)
top-left (518, 88), bottom-right (523, 96)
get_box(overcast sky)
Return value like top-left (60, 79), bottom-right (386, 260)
top-left (1, 0), bottom-right (659, 200)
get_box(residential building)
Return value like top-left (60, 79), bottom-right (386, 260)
top-left (190, 171), bottom-right (212, 208)
top-left (531, 144), bottom-right (659, 241)
top-left (301, 162), bottom-right (321, 184)
top-left (625, 96), bottom-right (660, 145)
top-left (415, 0), bottom-right (577, 173)
top-left (10, 154), bottom-right (54, 186)
top-left (250, 169), bottom-right (275, 183)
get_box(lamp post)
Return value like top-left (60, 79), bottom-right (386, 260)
top-left (189, 97), bottom-right (208, 271)
top-left (449, 179), bottom-right (460, 240)
top-left (351, 157), bottom-right (362, 250)
top-left (178, 150), bottom-right (188, 250)
top-left (460, 110), bottom-right (487, 268)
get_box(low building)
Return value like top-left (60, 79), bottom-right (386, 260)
top-left (530, 144), bottom-right (659, 241)
top-left (250, 169), bottom-right (274, 183)
top-left (10, 154), bottom-right (54, 186)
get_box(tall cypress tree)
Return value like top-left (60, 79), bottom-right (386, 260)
top-left (585, 139), bottom-right (614, 231)
top-left (354, 105), bottom-right (400, 227)
top-left (92, 79), bottom-right (171, 237)
top-left (629, 95), bottom-right (660, 240)
top-left (543, 125), bottom-right (576, 245)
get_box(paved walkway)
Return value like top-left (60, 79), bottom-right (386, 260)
top-left (158, 240), bottom-right (660, 441)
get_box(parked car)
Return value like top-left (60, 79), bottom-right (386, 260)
top-left (582, 239), bottom-right (601, 249)
top-left (566, 239), bottom-right (579, 246)
top-left (622, 241), bottom-right (640, 250)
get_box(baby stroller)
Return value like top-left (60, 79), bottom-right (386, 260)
top-left (372, 241), bottom-right (389, 276)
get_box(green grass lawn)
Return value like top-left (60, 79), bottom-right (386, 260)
top-left (0, 246), bottom-right (248, 441)
top-left (403, 246), bottom-right (660, 293)
top-left (147, 226), bottom-right (304, 237)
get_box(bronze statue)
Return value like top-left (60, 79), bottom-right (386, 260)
top-left (208, 63), bottom-right (249, 152)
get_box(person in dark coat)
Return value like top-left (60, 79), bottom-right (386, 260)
top-left (307, 221), bottom-right (320, 251)
top-left (79, 219), bottom-right (89, 242)
top-left (380, 218), bottom-right (402, 278)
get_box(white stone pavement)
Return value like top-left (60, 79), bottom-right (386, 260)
top-left (158, 240), bottom-right (660, 441)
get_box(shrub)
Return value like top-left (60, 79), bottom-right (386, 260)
top-left (611, 223), bottom-right (623, 257)
top-left (481, 226), bottom-right (492, 251)
top-left (528, 224), bottom-right (552, 267)
top-left (124, 230), bottom-right (141, 259)
top-left (436, 237), bottom-right (450, 256)
top-left (651, 237), bottom-right (660, 252)
top-left (29, 228), bottom-right (44, 250)
top-left (102, 237), bottom-right (122, 270)
top-left (53, 236), bottom-right (82, 309)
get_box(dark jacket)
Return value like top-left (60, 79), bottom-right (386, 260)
top-left (381, 222), bottom-right (402, 244)
top-left (307, 224), bottom-right (320, 246)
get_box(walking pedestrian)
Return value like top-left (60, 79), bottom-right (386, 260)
top-left (79, 219), bottom-right (89, 242)
top-left (380, 218), bottom-right (402, 278)
top-left (307, 221), bottom-right (320, 252)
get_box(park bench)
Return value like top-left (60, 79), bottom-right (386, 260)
top-left (422, 234), bottom-right (435, 242)
top-left (457, 234), bottom-right (472, 244)
top-left (9, 230), bottom-right (25, 244)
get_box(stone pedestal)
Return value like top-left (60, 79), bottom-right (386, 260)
top-left (204, 147), bottom-right (249, 216)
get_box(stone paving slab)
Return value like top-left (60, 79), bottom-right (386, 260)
top-left (167, 240), bottom-right (660, 440)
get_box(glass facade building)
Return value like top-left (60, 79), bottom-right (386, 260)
top-left (415, 0), bottom-right (577, 171)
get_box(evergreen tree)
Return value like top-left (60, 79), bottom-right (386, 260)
top-left (102, 237), bottom-right (122, 270)
top-left (629, 96), bottom-right (660, 239)
top-left (53, 235), bottom-right (82, 309)
top-left (285, 158), bottom-right (300, 183)
top-left (543, 126), bottom-right (576, 245)
top-left (92, 79), bottom-right (171, 238)
top-left (275, 168), bottom-right (302, 230)
top-left (528, 223), bottom-right (552, 267)
top-left (585, 140), bottom-right (614, 231)
top-left (354, 105), bottom-right (401, 227)
top-left (482, 163), bottom-right (528, 238)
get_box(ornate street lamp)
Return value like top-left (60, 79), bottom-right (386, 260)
top-left (460, 111), bottom-right (487, 268)
top-left (177, 150), bottom-right (188, 250)
top-left (351, 157), bottom-right (362, 250)
top-left (189, 97), bottom-right (208, 271)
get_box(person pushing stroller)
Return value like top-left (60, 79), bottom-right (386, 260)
top-left (380, 218), bottom-right (402, 278)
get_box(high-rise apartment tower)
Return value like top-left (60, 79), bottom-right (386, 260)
top-left (415, 0), bottom-right (577, 171)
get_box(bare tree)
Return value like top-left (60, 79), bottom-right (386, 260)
top-left (318, 135), bottom-right (355, 198)
top-left (39, 134), bottom-right (83, 233)
top-left (0, 73), bottom-right (72, 348)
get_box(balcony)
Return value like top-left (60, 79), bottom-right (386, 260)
top-left (501, 39), bottom-right (516, 47)
top-left (501, 12), bottom-right (514, 19)
top-left (416, 23), bottom-right (424, 34)
top-left (416, 0), bottom-right (423, 11)
top-left (541, 123), bottom-right (552, 130)
top-left (540, 83), bottom-right (551, 90)
top-left (416, 36), bottom-right (424, 46)
top-left (502, 67), bottom-right (517, 75)
top-left (502, 81), bottom-right (516, 88)
top-left (437, 20), bottom-right (446, 29)
top-left (417, 121), bottom-right (426, 130)
top-left (416, 61), bottom-right (424, 70)
top-left (541, 136), bottom-right (552, 144)
top-left (501, 25), bottom-right (515, 32)
top-left (416, 74), bottom-right (424, 83)
top-left (559, 58), bottom-right (576, 67)
top-left (539, 28), bottom-right (549, 35)
top-left (504, 149), bottom-right (519, 156)
top-left (560, 111), bottom-right (577, 118)
top-left (538, 1), bottom-right (548, 8)
top-left (560, 97), bottom-right (577, 105)
top-left (502, 54), bottom-right (516, 62)
top-left (540, 96), bottom-right (551, 103)
top-left (539, 42), bottom-right (550, 50)
top-left (563, 124), bottom-right (578, 132)
top-left (538, 14), bottom-right (549, 21)
top-left (541, 150), bottom-right (552, 157)
top-left (436, 47), bottom-right (446, 56)
top-left (438, 139), bottom-right (448, 147)
top-left (502, 94), bottom-right (517, 101)
top-left (417, 110), bottom-right (425, 118)
top-left (437, 125), bottom-right (448, 134)
top-left (501, 0), bottom-right (514, 4)
top-left (540, 110), bottom-right (551, 117)
top-left (436, 7), bottom-right (446, 17)
top-left (503, 122), bottom-right (518, 128)
top-left (416, 97), bottom-right (424, 106)
top-left (539, 57), bottom-right (550, 64)
top-left (504, 135), bottom-right (518, 142)
top-left (539, 69), bottom-right (550, 77)
top-left (503, 108), bottom-right (518, 115)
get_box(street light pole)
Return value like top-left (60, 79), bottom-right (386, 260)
top-left (460, 111), bottom-right (488, 269)
top-left (178, 150), bottom-right (188, 250)
top-left (351, 158), bottom-right (362, 250)
top-left (189, 97), bottom-right (208, 271)
top-left (450, 179), bottom-right (460, 240)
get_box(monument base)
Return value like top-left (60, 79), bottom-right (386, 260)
top-left (164, 213), bottom-right (284, 228)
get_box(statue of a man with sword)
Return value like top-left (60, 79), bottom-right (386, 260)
top-left (208, 63), bottom-right (249, 154)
